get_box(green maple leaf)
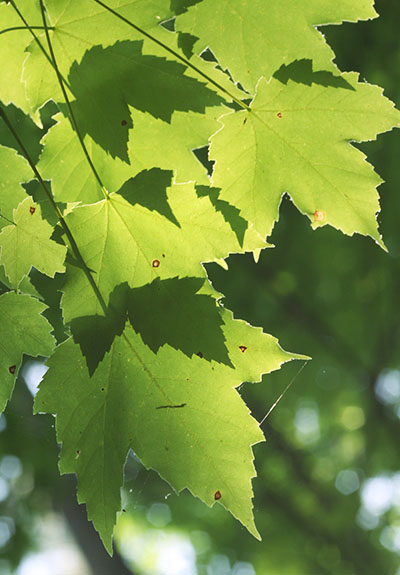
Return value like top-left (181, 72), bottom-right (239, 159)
top-left (0, 291), bottom-right (54, 414)
top-left (67, 40), bottom-right (223, 161)
top-left (34, 309), bottom-right (298, 552)
top-left (0, 197), bottom-right (67, 287)
top-left (70, 277), bottom-right (233, 375)
top-left (37, 101), bottom-right (221, 204)
top-left (21, 0), bottom-right (242, 119)
top-left (177, 0), bottom-right (378, 93)
top-left (0, 1), bottom-right (42, 115)
top-left (37, 113), bottom-right (132, 204)
top-left (60, 180), bottom-right (266, 321)
top-left (211, 74), bottom-right (400, 243)
top-left (0, 145), bottom-right (31, 231)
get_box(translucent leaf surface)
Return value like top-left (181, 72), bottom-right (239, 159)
top-left (0, 291), bottom-right (54, 414)
top-left (35, 313), bottom-right (296, 551)
top-left (177, 0), bottom-right (378, 93)
top-left (0, 197), bottom-right (67, 287)
top-left (211, 74), bottom-right (400, 242)
top-left (60, 182), bottom-right (266, 321)
top-left (0, 145), bottom-right (31, 231)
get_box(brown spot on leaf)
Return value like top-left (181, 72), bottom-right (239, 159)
top-left (196, 351), bottom-right (203, 358)
top-left (314, 210), bottom-right (325, 222)
top-left (214, 490), bottom-right (222, 500)
top-left (277, 112), bottom-right (283, 118)
top-left (29, 206), bottom-right (36, 215)
top-left (152, 259), bottom-right (160, 268)
top-left (239, 345), bottom-right (247, 353)
top-left (121, 120), bottom-right (127, 126)
top-left (8, 365), bottom-right (16, 375)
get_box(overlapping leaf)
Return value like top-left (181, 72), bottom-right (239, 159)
top-left (211, 74), bottom-right (400, 242)
top-left (0, 0), bottom-right (398, 555)
top-left (0, 291), bottom-right (54, 414)
top-left (177, 0), bottom-right (378, 93)
top-left (0, 197), bottom-right (67, 287)
top-left (18, 0), bottom-right (242, 119)
top-left (0, 1), bottom-right (43, 114)
top-left (0, 145), bottom-right (31, 231)
top-left (34, 308), bottom-right (297, 551)
top-left (60, 179), bottom-right (266, 322)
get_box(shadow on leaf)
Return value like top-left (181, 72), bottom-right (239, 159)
top-left (69, 277), bottom-right (230, 375)
top-left (274, 59), bottom-right (355, 91)
top-left (196, 185), bottom-right (248, 246)
top-left (68, 40), bottom-right (223, 161)
top-left (118, 168), bottom-right (179, 226)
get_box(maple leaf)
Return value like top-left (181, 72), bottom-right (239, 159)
top-left (59, 178), bottom-right (266, 319)
top-left (0, 1), bottom-right (43, 115)
top-left (19, 0), bottom-right (242, 120)
top-left (37, 102), bottom-right (222, 205)
top-left (0, 0), bottom-right (398, 554)
top-left (0, 197), bottom-right (67, 287)
top-left (176, 0), bottom-right (378, 93)
top-left (211, 74), bottom-right (400, 243)
top-left (34, 308), bottom-right (299, 552)
top-left (0, 291), bottom-right (54, 414)
top-left (0, 145), bottom-right (31, 231)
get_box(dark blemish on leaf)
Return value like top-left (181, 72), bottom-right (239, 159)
top-left (314, 210), bottom-right (325, 222)
top-left (122, 508), bottom-right (126, 512)
top-left (197, 351), bottom-right (203, 358)
top-left (277, 112), bottom-right (283, 118)
top-left (239, 345), bottom-right (247, 353)
top-left (156, 403), bottom-right (187, 409)
top-left (8, 365), bottom-right (16, 375)
top-left (29, 206), bottom-right (36, 215)
top-left (214, 490), bottom-right (222, 500)
top-left (186, 378), bottom-right (189, 381)
top-left (121, 120), bottom-right (127, 126)
top-left (101, 388), bottom-right (105, 392)
top-left (162, 253), bottom-right (166, 258)
top-left (75, 450), bottom-right (81, 459)
top-left (243, 117), bottom-right (247, 125)
top-left (152, 259), bottom-right (160, 268)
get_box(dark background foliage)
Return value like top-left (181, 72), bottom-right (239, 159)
top-left (1, 0), bottom-right (400, 573)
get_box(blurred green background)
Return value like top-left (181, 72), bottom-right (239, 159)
top-left (1, 0), bottom-right (400, 573)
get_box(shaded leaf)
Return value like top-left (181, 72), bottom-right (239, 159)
top-left (0, 291), bottom-right (54, 414)
top-left (177, 0), bottom-right (378, 93)
top-left (34, 317), bottom-right (296, 551)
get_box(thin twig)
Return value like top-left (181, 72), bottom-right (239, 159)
top-left (92, 0), bottom-right (250, 112)
top-left (38, 0), bottom-right (109, 199)
top-left (0, 107), bottom-right (108, 315)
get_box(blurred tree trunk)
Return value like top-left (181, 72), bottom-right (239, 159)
top-left (59, 478), bottom-right (134, 575)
